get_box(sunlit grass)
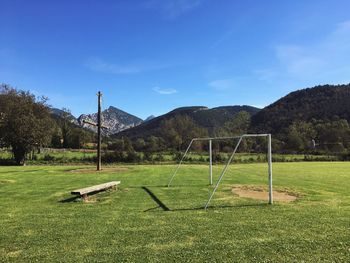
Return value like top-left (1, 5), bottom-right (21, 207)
top-left (0, 162), bottom-right (349, 262)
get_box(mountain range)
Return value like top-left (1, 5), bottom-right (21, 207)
top-left (77, 106), bottom-right (143, 135)
top-left (51, 84), bottom-right (350, 140)
top-left (51, 104), bottom-right (260, 137)
top-left (51, 106), bottom-right (143, 135)
top-left (251, 84), bottom-right (350, 134)
top-left (116, 105), bottom-right (260, 139)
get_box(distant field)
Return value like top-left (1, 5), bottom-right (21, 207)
top-left (0, 149), bottom-right (340, 164)
top-left (0, 162), bottom-right (349, 262)
top-left (0, 149), bottom-right (96, 160)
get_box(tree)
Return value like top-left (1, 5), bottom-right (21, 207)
top-left (224, 111), bottom-right (251, 135)
top-left (146, 136), bottom-right (161, 152)
top-left (58, 108), bottom-right (72, 148)
top-left (0, 85), bottom-right (54, 165)
top-left (133, 138), bottom-right (146, 151)
top-left (160, 115), bottom-right (207, 150)
top-left (69, 128), bottom-right (88, 149)
top-left (51, 124), bottom-right (63, 148)
top-left (215, 111), bottom-right (251, 152)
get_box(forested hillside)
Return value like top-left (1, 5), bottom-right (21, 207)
top-left (115, 85), bottom-right (350, 154)
top-left (50, 109), bottom-right (95, 149)
top-left (116, 105), bottom-right (259, 139)
top-left (251, 84), bottom-right (350, 133)
top-left (3, 83), bottom-right (350, 157)
top-left (251, 84), bottom-right (350, 152)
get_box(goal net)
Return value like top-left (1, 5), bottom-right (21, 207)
top-left (167, 134), bottom-right (273, 209)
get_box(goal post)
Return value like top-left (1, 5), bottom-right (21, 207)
top-left (167, 134), bottom-right (273, 209)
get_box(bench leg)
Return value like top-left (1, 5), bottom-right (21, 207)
top-left (82, 194), bottom-right (88, 202)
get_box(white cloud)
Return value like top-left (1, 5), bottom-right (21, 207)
top-left (272, 20), bottom-right (350, 82)
top-left (152, 86), bottom-right (178, 95)
top-left (253, 69), bottom-right (278, 82)
top-left (211, 29), bottom-right (235, 48)
top-left (85, 57), bottom-right (171, 74)
top-left (208, 79), bottom-right (235, 91)
top-left (144, 0), bottom-right (203, 19)
top-left (275, 45), bottom-right (325, 76)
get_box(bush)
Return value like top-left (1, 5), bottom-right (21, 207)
top-left (43, 154), bottom-right (55, 161)
top-left (154, 153), bottom-right (165, 162)
top-left (172, 152), bottom-right (182, 162)
top-left (125, 151), bottom-right (141, 163)
top-left (143, 152), bottom-right (153, 162)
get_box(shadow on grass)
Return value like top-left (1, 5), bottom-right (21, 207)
top-left (143, 190), bottom-right (272, 212)
top-left (142, 186), bottom-right (170, 211)
top-left (129, 183), bottom-right (211, 189)
top-left (169, 203), bottom-right (270, 211)
top-left (59, 188), bottom-right (118, 203)
top-left (141, 185), bottom-right (270, 212)
top-left (59, 196), bottom-right (80, 203)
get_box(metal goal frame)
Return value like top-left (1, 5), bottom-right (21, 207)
top-left (167, 134), bottom-right (273, 209)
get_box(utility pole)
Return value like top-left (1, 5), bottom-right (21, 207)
top-left (82, 91), bottom-right (105, 171)
top-left (97, 91), bottom-right (102, 171)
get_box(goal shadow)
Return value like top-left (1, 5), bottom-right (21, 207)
top-left (141, 185), bottom-right (270, 212)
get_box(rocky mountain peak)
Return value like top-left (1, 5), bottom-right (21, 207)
top-left (77, 106), bottom-right (143, 135)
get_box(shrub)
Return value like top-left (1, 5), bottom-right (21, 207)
top-left (43, 154), bottom-right (55, 161)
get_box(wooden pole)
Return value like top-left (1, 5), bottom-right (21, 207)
top-left (97, 91), bottom-right (102, 171)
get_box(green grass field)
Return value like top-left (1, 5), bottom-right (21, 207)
top-left (1, 162), bottom-right (349, 262)
top-left (0, 149), bottom-right (340, 165)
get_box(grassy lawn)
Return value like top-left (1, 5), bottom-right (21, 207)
top-left (0, 162), bottom-right (349, 262)
top-left (0, 149), bottom-right (339, 164)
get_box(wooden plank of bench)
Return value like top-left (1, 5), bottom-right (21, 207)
top-left (71, 181), bottom-right (120, 200)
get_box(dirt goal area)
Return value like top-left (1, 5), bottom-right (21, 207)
top-left (232, 185), bottom-right (298, 202)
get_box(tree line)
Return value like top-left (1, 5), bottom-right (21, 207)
top-left (2, 84), bottom-right (350, 165)
top-left (0, 85), bottom-right (94, 164)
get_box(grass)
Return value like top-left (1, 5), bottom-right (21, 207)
top-left (0, 162), bottom-right (349, 262)
top-left (0, 148), bottom-right (340, 164)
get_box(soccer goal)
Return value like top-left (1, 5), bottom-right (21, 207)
top-left (167, 134), bottom-right (273, 209)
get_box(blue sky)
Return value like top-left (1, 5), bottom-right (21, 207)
top-left (1, 0), bottom-right (350, 119)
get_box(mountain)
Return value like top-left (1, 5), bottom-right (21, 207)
top-left (116, 105), bottom-right (260, 139)
top-left (78, 106), bottom-right (143, 135)
top-left (251, 84), bottom-right (350, 134)
top-left (145, 115), bottom-right (156, 122)
top-left (50, 108), bottom-right (78, 125)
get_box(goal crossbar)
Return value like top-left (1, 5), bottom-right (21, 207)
top-left (167, 134), bottom-right (273, 209)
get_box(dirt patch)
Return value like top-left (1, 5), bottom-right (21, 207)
top-left (232, 185), bottom-right (298, 202)
top-left (69, 167), bottom-right (129, 174)
top-left (0, 179), bottom-right (16, 184)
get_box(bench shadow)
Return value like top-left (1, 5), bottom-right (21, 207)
top-left (142, 186), bottom-right (170, 211)
top-left (59, 196), bottom-right (80, 203)
top-left (59, 189), bottom-right (116, 203)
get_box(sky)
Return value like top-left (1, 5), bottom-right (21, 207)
top-left (1, 0), bottom-right (350, 119)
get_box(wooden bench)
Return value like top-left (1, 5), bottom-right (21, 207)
top-left (71, 181), bottom-right (120, 201)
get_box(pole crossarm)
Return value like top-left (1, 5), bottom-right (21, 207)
top-left (82, 119), bottom-right (109, 129)
top-left (82, 119), bottom-right (97, 126)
